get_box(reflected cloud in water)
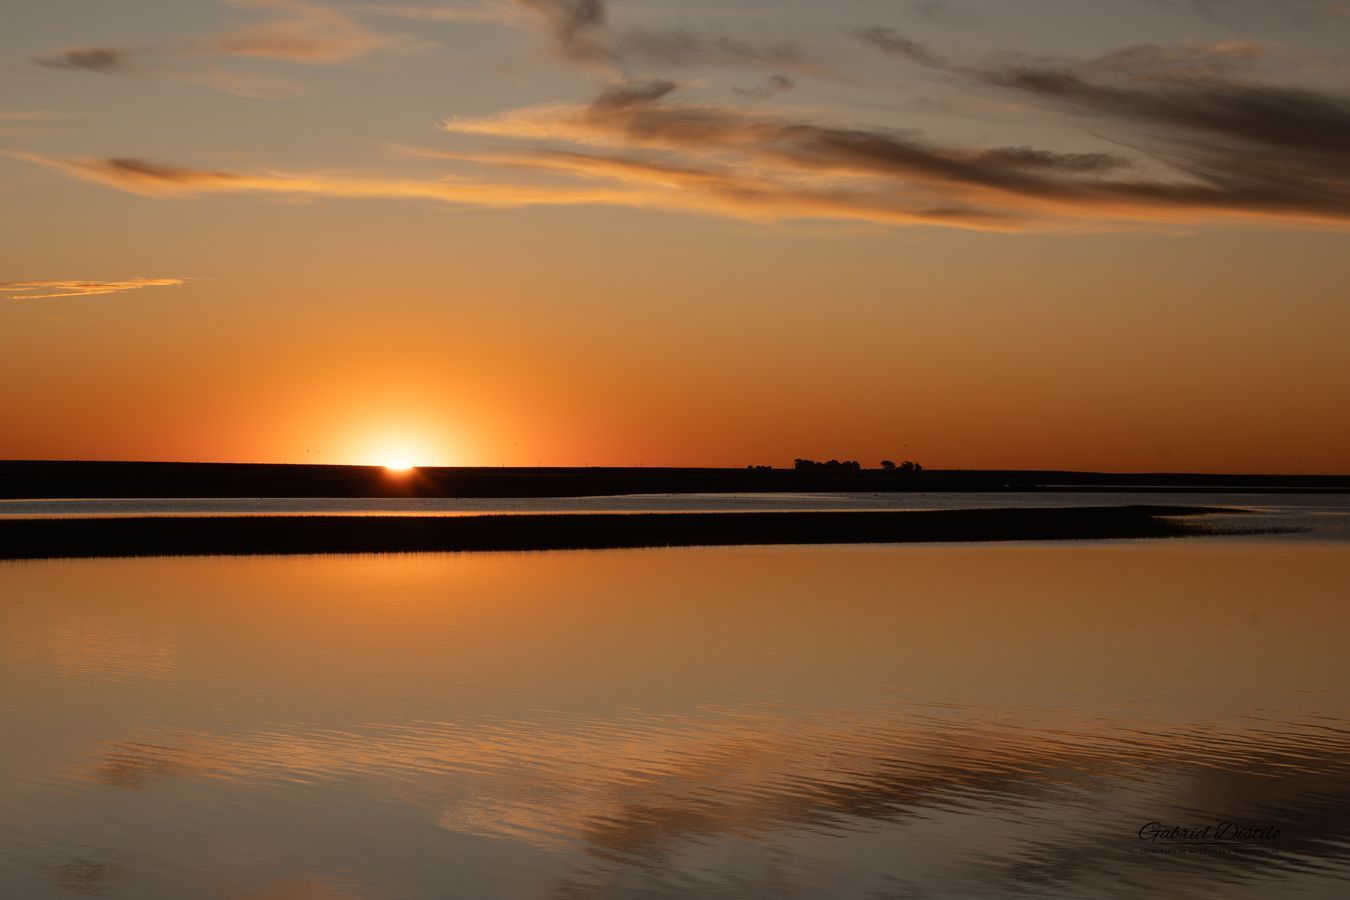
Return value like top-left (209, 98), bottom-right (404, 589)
top-left (72, 705), bottom-right (1350, 897)
top-left (3, 543), bottom-right (1349, 898)
top-left (43, 855), bottom-right (123, 896)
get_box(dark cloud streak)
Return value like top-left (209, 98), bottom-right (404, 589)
top-left (733, 74), bottom-right (796, 100)
top-left (852, 26), bottom-right (950, 69)
top-left (32, 0), bottom-right (400, 95)
top-left (35, 46), bottom-right (136, 74)
top-left (852, 28), bottom-right (1350, 223)
top-left (514, 0), bottom-right (609, 63)
top-left (511, 0), bottom-right (817, 74)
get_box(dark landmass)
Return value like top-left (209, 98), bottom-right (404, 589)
top-left (0, 506), bottom-right (1224, 560)
top-left (0, 460), bottom-right (1346, 500)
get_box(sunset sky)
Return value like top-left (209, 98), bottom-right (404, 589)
top-left (2, 0), bottom-right (1348, 471)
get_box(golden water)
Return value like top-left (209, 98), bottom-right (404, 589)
top-left (2, 541), bottom-right (1348, 898)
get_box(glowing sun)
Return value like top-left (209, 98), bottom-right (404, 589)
top-left (384, 459), bottom-right (414, 473)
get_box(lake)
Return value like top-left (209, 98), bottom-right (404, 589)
top-left (2, 530), bottom-right (1349, 897)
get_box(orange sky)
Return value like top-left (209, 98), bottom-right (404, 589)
top-left (2, 0), bottom-right (1348, 472)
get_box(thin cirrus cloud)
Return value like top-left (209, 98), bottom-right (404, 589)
top-left (0, 278), bottom-right (185, 301)
top-left (34, 0), bottom-right (405, 96)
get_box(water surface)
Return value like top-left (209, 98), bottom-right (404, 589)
top-left (2, 540), bottom-right (1348, 898)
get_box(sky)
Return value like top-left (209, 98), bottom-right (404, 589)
top-left (1, 0), bottom-right (1348, 471)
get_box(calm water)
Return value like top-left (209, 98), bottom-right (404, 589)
top-left (3, 539), bottom-right (1349, 898)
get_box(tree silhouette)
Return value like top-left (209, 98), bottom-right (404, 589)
top-left (794, 458), bottom-right (862, 472)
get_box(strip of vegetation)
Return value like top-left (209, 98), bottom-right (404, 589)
top-left (0, 506), bottom-right (1221, 560)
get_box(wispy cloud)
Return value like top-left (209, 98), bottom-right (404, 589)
top-left (514, 0), bottom-right (608, 64)
top-left (0, 278), bottom-right (185, 301)
top-left (435, 77), bottom-right (1350, 227)
top-left (14, 147), bottom-right (1021, 229)
top-left (396, 142), bottom-right (1023, 227)
top-left (19, 15), bottom-right (1350, 233)
top-left (34, 0), bottom-right (406, 96)
top-left (852, 26), bottom-right (952, 70)
top-left (1142, 0), bottom-right (1350, 26)
top-left (902, 1), bottom-right (977, 26)
top-left (351, 1), bottom-right (521, 24)
top-left (37, 46), bottom-right (136, 74)
top-left (506, 0), bottom-right (820, 74)
top-left (733, 74), bottom-right (796, 101)
top-left (354, 0), bottom-right (817, 73)
top-left (856, 26), bottom-right (1288, 83)
top-left (20, 48), bottom-right (1350, 234)
top-left (849, 31), bottom-right (1350, 222)
top-left (14, 151), bottom-right (692, 211)
top-left (211, 0), bottom-right (400, 62)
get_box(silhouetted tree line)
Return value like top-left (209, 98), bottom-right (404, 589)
top-left (746, 459), bottom-right (924, 473)
top-left (793, 458), bottom-right (862, 472)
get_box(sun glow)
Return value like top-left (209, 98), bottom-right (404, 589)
top-left (384, 459), bottom-right (414, 473)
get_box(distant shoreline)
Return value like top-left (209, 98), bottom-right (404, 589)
top-left (0, 460), bottom-right (1346, 500)
top-left (0, 506), bottom-right (1227, 560)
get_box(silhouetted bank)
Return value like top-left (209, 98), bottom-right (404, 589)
top-left (0, 461), bottom-right (1346, 499)
top-left (0, 506), bottom-right (1225, 560)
